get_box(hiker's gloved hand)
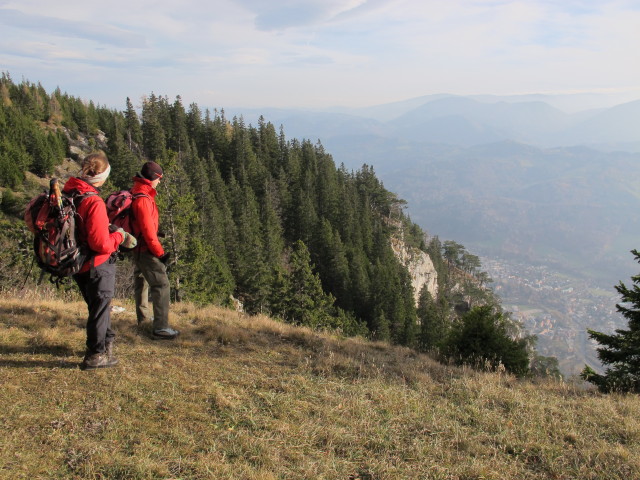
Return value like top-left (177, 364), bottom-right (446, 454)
top-left (116, 228), bottom-right (137, 249)
top-left (159, 252), bottom-right (171, 265)
top-left (122, 233), bottom-right (137, 249)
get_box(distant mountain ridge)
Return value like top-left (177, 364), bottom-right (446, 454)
top-left (230, 93), bottom-right (640, 153)
top-left (226, 92), bottom-right (640, 276)
top-left (225, 93), bottom-right (640, 291)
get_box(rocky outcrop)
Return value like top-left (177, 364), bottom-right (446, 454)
top-left (63, 128), bottom-right (109, 160)
top-left (391, 236), bottom-right (438, 306)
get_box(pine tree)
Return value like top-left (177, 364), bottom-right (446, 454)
top-left (397, 262), bottom-right (418, 346)
top-left (531, 354), bottom-right (562, 379)
top-left (141, 94), bottom-right (166, 160)
top-left (156, 154), bottom-right (198, 301)
top-left (104, 112), bottom-right (140, 188)
top-left (181, 237), bottom-right (235, 305)
top-left (228, 178), bottom-right (270, 313)
top-left (124, 97), bottom-right (143, 155)
top-left (48, 95), bottom-right (63, 125)
top-left (417, 286), bottom-right (447, 352)
top-left (256, 115), bottom-right (281, 175)
top-left (369, 259), bottom-right (392, 342)
top-left (279, 240), bottom-right (336, 329)
top-left (186, 103), bottom-right (205, 155)
top-left (0, 137), bottom-right (29, 187)
top-left (443, 240), bottom-right (464, 269)
top-left (28, 126), bottom-right (57, 176)
top-left (261, 178), bottom-right (285, 270)
top-left (0, 102), bottom-right (30, 186)
top-left (0, 76), bottom-right (11, 107)
top-left (582, 249), bottom-right (640, 392)
top-left (315, 219), bottom-right (351, 309)
top-left (205, 158), bottom-right (236, 262)
top-left (443, 305), bottom-right (530, 376)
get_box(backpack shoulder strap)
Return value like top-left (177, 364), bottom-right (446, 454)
top-left (65, 190), bottom-right (98, 207)
top-left (131, 192), bottom-right (151, 201)
top-left (130, 192), bottom-right (151, 215)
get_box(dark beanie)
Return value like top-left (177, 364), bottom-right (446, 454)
top-left (141, 161), bottom-right (163, 180)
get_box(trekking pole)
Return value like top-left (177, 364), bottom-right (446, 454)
top-left (20, 256), bottom-right (36, 290)
top-left (50, 178), bottom-right (63, 214)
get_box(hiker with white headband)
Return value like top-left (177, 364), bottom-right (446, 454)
top-left (63, 152), bottom-right (138, 370)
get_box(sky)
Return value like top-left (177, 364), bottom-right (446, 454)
top-left (1, 0), bottom-right (639, 111)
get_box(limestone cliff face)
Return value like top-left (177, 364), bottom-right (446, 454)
top-left (391, 236), bottom-right (438, 306)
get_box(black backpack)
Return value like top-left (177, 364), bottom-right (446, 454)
top-left (24, 179), bottom-right (96, 284)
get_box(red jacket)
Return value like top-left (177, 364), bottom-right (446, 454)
top-left (63, 177), bottom-right (123, 273)
top-left (130, 176), bottom-right (164, 257)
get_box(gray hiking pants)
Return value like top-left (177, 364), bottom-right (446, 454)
top-left (74, 258), bottom-right (116, 355)
top-left (133, 251), bottom-right (170, 330)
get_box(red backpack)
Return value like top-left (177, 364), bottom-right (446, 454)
top-left (24, 179), bottom-right (96, 284)
top-left (105, 190), bottom-right (148, 246)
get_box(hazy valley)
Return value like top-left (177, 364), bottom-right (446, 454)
top-left (231, 92), bottom-right (640, 374)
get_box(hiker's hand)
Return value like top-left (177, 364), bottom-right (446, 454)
top-left (116, 228), bottom-right (137, 249)
top-left (159, 252), bottom-right (171, 265)
top-left (122, 233), bottom-right (137, 249)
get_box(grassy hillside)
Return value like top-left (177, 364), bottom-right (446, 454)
top-left (1, 293), bottom-right (639, 480)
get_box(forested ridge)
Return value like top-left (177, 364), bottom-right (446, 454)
top-left (0, 73), bottom-right (546, 374)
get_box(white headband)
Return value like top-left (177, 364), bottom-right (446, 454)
top-left (81, 164), bottom-right (111, 185)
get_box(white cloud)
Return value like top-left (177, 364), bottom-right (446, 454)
top-left (0, 8), bottom-right (147, 47)
top-left (0, 0), bottom-right (638, 108)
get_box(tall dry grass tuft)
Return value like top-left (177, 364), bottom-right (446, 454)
top-left (2, 293), bottom-right (640, 479)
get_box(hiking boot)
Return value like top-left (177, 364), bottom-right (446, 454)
top-left (81, 352), bottom-right (118, 370)
top-left (152, 327), bottom-right (180, 340)
top-left (105, 341), bottom-right (114, 361)
top-left (137, 315), bottom-right (153, 326)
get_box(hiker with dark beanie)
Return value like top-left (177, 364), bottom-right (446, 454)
top-left (130, 161), bottom-right (180, 340)
top-left (63, 152), bottom-right (137, 370)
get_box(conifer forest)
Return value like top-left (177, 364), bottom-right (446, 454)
top-left (0, 74), bottom-right (540, 374)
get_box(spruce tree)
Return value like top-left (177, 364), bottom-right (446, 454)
top-left (124, 97), bottom-right (143, 156)
top-left (28, 127), bottom-right (57, 176)
top-left (48, 95), bottom-right (63, 125)
top-left (105, 112), bottom-right (140, 188)
top-left (229, 178), bottom-right (270, 313)
top-left (582, 249), bottom-right (640, 392)
top-left (156, 154), bottom-right (198, 301)
top-left (280, 240), bottom-right (335, 329)
top-left (417, 286), bottom-right (447, 352)
top-left (443, 305), bottom-right (530, 376)
top-left (141, 94), bottom-right (166, 160)
top-left (0, 137), bottom-right (29, 187)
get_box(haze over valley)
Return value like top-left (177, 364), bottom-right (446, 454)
top-left (232, 92), bottom-right (640, 374)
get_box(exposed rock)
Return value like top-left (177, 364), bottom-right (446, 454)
top-left (68, 145), bottom-right (85, 161)
top-left (95, 130), bottom-right (108, 149)
top-left (60, 126), bottom-right (108, 155)
top-left (230, 295), bottom-right (244, 313)
top-left (54, 159), bottom-right (81, 180)
top-left (391, 236), bottom-right (438, 306)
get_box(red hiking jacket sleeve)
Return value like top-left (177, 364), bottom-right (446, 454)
top-left (63, 177), bottom-right (123, 272)
top-left (131, 179), bottom-right (164, 257)
top-left (82, 196), bottom-right (124, 255)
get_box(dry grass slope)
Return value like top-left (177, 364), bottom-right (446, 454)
top-left (1, 293), bottom-right (640, 480)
